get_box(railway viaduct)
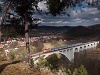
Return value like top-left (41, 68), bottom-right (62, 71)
top-left (32, 41), bottom-right (99, 64)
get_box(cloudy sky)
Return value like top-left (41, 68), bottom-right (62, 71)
top-left (0, 0), bottom-right (100, 27)
top-left (36, 1), bottom-right (100, 26)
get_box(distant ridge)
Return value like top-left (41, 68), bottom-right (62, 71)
top-left (67, 26), bottom-right (93, 36)
top-left (34, 26), bottom-right (72, 30)
top-left (63, 24), bottom-right (100, 39)
top-left (88, 24), bottom-right (100, 30)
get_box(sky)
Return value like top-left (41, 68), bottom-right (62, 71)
top-left (35, 1), bottom-right (100, 26)
top-left (0, 0), bottom-right (100, 27)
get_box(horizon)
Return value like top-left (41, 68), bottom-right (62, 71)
top-left (38, 23), bottom-right (100, 27)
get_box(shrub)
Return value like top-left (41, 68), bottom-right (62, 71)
top-left (36, 54), bottom-right (62, 72)
top-left (14, 55), bottom-right (24, 61)
top-left (36, 56), bottom-right (49, 68)
top-left (9, 51), bottom-right (16, 60)
top-left (0, 54), bottom-right (6, 62)
top-left (46, 54), bottom-right (59, 70)
top-left (0, 48), bottom-right (3, 52)
top-left (77, 65), bottom-right (88, 75)
top-left (18, 50), bottom-right (26, 61)
top-left (0, 55), bottom-right (3, 62)
top-left (59, 66), bottom-right (67, 72)
top-left (67, 65), bottom-right (88, 75)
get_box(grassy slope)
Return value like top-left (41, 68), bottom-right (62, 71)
top-left (1, 61), bottom-right (53, 75)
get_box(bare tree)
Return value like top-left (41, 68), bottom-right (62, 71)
top-left (0, 1), bottom-right (11, 42)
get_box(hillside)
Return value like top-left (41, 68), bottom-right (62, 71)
top-left (1, 48), bottom-right (100, 75)
top-left (1, 24), bottom-right (100, 75)
top-left (0, 54), bottom-right (70, 75)
top-left (67, 26), bottom-right (94, 36)
top-left (30, 24), bottom-right (100, 40)
top-left (89, 24), bottom-right (100, 30)
top-left (63, 24), bottom-right (100, 40)
top-left (74, 47), bottom-right (100, 75)
top-left (0, 61), bottom-right (53, 75)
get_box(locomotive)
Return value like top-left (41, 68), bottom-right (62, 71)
top-left (43, 49), bottom-right (51, 53)
top-left (43, 47), bottom-right (59, 53)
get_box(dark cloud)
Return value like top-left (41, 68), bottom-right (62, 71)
top-left (0, 1), bottom-right (100, 26)
top-left (37, 2), bottom-right (100, 26)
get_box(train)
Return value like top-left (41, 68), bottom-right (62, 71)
top-left (43, 42), bottom-right (84, 53)
top-left (43, 49), bottom-right (51, 53)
